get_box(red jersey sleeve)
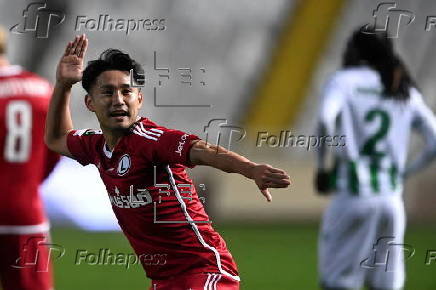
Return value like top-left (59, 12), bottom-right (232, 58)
top-left (132, 123), bottom-right (200, 167)
top-left (153, 128), bottom-right (200, 167)
top-left (66, 129), bottom-right (100, 166)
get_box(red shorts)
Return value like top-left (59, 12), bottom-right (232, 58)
top-left (151, 273), bottom-right (240, 290)
top-left (0, 233), bottom-right (53, 290)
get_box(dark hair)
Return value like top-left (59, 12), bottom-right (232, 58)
top-left (342, 27), bottom-right (415, 100)
top-left (82, 49), bottom-right (144, 93)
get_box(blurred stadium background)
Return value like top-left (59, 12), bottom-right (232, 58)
top-left (1, 0), bottom-right (436, 289)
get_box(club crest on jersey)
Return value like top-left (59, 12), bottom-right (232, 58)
top-left (117, 154), bottom-right (131, 176)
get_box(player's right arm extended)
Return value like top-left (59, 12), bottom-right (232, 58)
top-left (189, 140), bottom-right (290, 202)
top-left (44, 35), bottom-right (88, 157)
top-left (315, 75), bottom-right (345, 193)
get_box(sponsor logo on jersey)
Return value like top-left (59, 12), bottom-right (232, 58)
top-left (109, 186), bottom-right (152, 209)
top-left (175, 134), bottom-right (188, 156)
top-left (117, 154), bottom-right (131, 176)
top-left (84, 129), bottom-right (102, 135)
top-left (73, 129), bottom-right (102, 136)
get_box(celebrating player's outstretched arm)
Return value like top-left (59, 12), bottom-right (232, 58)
top-left (45, 34), bottom-right (88, 157)
top-left (190, 140), bottom-right (291, 202)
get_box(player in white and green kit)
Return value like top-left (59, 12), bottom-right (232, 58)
top-left (316, 27), bottom-right (436, 290)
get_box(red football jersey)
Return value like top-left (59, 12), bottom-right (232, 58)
top-left (67, 117), bottom-right (239, 281)
top-left (0, 66), bottom-right (59, 232)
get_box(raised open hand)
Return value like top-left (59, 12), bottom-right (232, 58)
top-left (56, 34), bottom-right (88, 87)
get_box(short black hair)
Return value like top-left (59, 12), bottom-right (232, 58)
top-left (82, 48), bottom-right (144, 93)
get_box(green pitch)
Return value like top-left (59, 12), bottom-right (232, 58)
top-left (51, 223), bottom-right (436, 289)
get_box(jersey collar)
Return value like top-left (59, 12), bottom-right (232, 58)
top-left (103, 143), bottom-right (113, 158)
top-left (103, 117), bottom-right (148, 158)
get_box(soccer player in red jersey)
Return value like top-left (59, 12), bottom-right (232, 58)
top-left (0, 28), bottom-right (59, 290)
top-left (45, 35), bottom-right (291, 289)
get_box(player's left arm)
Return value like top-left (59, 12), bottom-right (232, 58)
top-left (403, 89), bottom-right (436, 178)
top-left (189, 140), bottom-right (291, 202)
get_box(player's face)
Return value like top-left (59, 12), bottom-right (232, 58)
top-left (85, 70), bottom-right (143, 131)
